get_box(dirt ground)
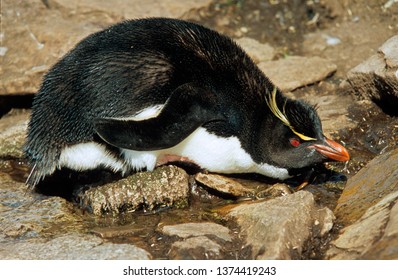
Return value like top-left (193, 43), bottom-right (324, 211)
top-left (196, 0), bottom-right (398, 76)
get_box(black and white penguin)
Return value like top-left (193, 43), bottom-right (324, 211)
top-left (25, 18), bottom-right (349, 188)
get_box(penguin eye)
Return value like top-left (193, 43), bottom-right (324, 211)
top-left (289, 138), bottom-right (301, 147)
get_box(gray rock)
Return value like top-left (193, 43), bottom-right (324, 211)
top-left (327, 191), bottom-right (398, 260)
top-left (168, 236), bottom-right (223, 260)
top-left (161, 222), bottom-right (232, 242)
top-left (347, 35), bottom-right (398, 114)
top-left (0, 177), bottom-right (83, 238)
top-left (1, 0), bottom-right (212, 95)
top-left (77, 165), bottom-right (189, 215)
top-left (258, 56), bottom-right (337, 92)
top-left (334, 147), bottom-right (398, 226)
top-left (235, 37), bottom-right (275, 63)
top-left (227, 191), bottom-right (335, 259)
top-left (0, 233), bottom-right (151, 259)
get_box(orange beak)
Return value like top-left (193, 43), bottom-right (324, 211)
top-left (309, 138), bottom-right (350, 162)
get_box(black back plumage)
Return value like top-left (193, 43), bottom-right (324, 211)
top-left (25, 18), bottom-right (327, 187)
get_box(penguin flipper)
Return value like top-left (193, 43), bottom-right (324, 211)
top-left (94, 84), bottom-right (225, 150)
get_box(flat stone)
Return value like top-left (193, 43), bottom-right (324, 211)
top-left (334, 147), bottom-right (398, 226)
top-left (161, 222), bottom-right (232, 242)
top-left (308, 94), bottom-right (357, 136)
top-left (235, 37), bottom-right (275, 63)
top-left (76, 165), bottom-right (189, 215)
top-left (258, 56), bottom-right (337, 92)
top-left (195, 173), bottom-right (263, 197)
top-left (195, 173), bottom-right (292, 199)
top-left (327, 191), bottom-right (398, 260)
top-left (0, 174), bottom-right (83, 238)
top-left (0, 233), bottom-right (151, 259)
top-left (226, 191), bottom-right (334, 259)
top-left (168, 236), bottom-right (223, 260)
top-left (361, 192), bottom-right (398, 259)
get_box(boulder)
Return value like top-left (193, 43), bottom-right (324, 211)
top-left (334, 148), bottom-right (398, 225)
top-left (76, 165), bottom-right (190, 215)
top-left (347, 35), bottom-right (398, 115)
top-left (226, 191), bottom-right (334, 259)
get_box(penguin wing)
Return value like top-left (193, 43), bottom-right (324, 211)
top-left (94, 83), bottom-right (225, 150)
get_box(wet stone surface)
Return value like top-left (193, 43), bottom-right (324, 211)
top-left (0, 233), bottom-right (151, 260)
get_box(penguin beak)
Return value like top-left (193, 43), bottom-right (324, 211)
top-left (308, 138), bottom-right (350, 162)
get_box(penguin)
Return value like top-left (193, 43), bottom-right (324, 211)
top-left (25, 18), bottom-right (350, 188)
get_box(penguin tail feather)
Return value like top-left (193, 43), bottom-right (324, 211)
top-left (25, 163), bottom-right (54, 189)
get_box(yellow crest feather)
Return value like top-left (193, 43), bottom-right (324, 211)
top-left (265, 87), bottom-right (316, 141)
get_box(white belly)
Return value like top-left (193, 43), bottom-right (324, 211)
top-left (59, 127), bottom-right (289, 180)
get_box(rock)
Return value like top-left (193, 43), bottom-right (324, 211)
top-left (76, 165), bottom-right (189, 215)
top-left (0, 233), bottom-right (151, 259)
top-left (334, 147), bottom-right (398, 226)
top-left (195, 173), bottom-right (293, 199)
top-left (226, 191), bottom-right (335, 259)
top-left (0, 177), bottom-right (83, 238)
top-left (256, 183), bottom-right (293, 198)
top-left (0, 111), bottom-right (29, 158)
top-left (161, 222), bottom-right (232, 242)
top-left (379, 35), bottom-right (398, 67)
top-left (258, 56), bottom-right (337, 92)
top-left (168, 236), bottom-right (223, 260)
top-left (362, 196), bottom-right (398, 259)
top-left (195, 173), bottom-right (265, 197)
top-left (51, 0), bottom-right (212, 21)
top-left (1, 0), bottom-right (212, 95)
top-left (326, 191), bottom-right (398, 259)
top-left (235, 37), bottom-right (275, 63)
top-left (347, 35), bottom-right (398, 115)
top-left (308, 94), bottom-right (357, 136)
top-left (328, 147), bottom-right (398, 259)
top-left (161, 222), bottom-right (232, 260)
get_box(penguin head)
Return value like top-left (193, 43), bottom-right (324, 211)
top-left (260, 88), bottom-right (349, 170)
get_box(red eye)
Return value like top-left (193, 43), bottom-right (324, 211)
top-left (290, 138), bottom-right (301, 147)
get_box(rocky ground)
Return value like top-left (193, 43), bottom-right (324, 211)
top-left (1, 0), bottom-right (398, 259)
